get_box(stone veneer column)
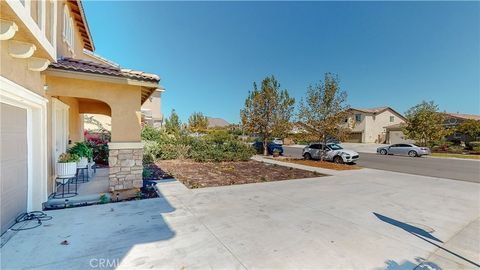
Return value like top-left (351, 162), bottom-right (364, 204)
top-left (108, 142), bottom-right (144, 191)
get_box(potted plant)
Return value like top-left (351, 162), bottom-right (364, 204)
top-left (56, 153), bottom-right (80, 178)
top-left (68, 142), bottom-right (93, 168)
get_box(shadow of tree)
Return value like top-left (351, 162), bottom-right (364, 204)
top-left (373, 212), bottom-right (442, 242)
top-left (378, 257), bottom-right (442, 270)
top-left (373, 212), bottom-right (480, 268)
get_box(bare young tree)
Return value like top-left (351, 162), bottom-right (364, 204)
top-left (298, 73), bottom-right (350, 160)
top-left (240, 75), bottom-right (295, 155)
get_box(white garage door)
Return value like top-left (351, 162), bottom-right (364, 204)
top-left (1, 103), bottom-right (28, 235)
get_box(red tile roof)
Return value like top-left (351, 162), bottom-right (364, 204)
top-left (49, 57), bottom-right (160, 83)
top-left (444, 113), bottom-right (480, 121)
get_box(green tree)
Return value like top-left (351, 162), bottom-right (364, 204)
top-left (297, 73), bottom-right (350, 161)
top-left (165, 109), bottom-right (181, 135)
top-left (456, 119), bottom-right (480, 142)
top-left (240, 75), bottom-right (295, 155)
top-left (188, 112), bottom-right (209, 133)
top-left (402, 101), bottom-right (450, 147)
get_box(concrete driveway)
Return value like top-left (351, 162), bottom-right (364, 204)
top-left (2, 168), bottom-right (479, 269)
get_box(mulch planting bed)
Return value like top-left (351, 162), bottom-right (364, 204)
top-left (155, 159), bottom-right (324, 189)
top-left (272, 157), bottom-right (362, 171)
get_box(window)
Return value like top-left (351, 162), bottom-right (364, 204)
top-left (63, 5), bottom-right (74, 52)
top-left (37, 0), bottom-right (43, 30)
top-left (355, 114), bottom-right (362, 122)
top-left (50, 0), bottom-right (55, 44)
top-left (390, 116), bottom-right (394, 122)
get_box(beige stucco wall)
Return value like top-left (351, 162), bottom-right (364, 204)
top-left (0, 46), bottom-right (45, 96)
top-left (346, 110), bottom-right (405, 143)
top-left (365, 110), bottom-right (404, 143)
top-left (46, 75), bottom-right (143, 142)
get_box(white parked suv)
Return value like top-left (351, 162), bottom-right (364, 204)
top-left (302, 143), bottom-right (359, 164)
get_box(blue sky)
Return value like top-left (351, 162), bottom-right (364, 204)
top-left (83, 1), bottom-right (479, 123)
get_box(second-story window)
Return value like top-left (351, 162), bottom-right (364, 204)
top-left (63, 5), bottom-right (74, 52)
top-left (355, 114), bottom-right (362, 122)
top-left (390, 116), bottom-right (394, 122)
top-left (50, 0), bottom-right (55, 44)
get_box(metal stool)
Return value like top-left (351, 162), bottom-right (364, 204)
top-left (76, 166), bottom-right (89, 183)
top-left (53, 176), bottom-right (78, 198)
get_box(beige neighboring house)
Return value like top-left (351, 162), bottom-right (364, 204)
top-left (345, 107), bottom-right (407, 143)
top-left (1, 0), bottom-right (162, 234)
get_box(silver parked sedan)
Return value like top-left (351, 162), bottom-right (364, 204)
top-left (377, 144), bottom-right (431, 157)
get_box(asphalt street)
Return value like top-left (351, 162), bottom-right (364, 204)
top-left (283, 146), bottom-right (480, 183)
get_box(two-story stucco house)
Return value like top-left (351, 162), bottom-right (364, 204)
top-left (1, 0), bottom-right (162, 234)
top-left (345, 107), bottom-right (407, 143)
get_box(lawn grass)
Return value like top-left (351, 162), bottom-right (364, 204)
top-left (431, 153), bottom-right (480, 160)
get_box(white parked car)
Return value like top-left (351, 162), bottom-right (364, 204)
top-left (302, 143), bottom-right (359, 164)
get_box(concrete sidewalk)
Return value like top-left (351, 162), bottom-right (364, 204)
top-left (2, 166), bottom-right (479, 269)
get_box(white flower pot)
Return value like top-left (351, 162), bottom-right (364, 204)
top-left (77, 157), bottom-right (88, 168)
top-left (56, 162), bottom-right (77, 178)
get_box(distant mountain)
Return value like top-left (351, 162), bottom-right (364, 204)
top-left (207, 117), bottom-right (230, 128)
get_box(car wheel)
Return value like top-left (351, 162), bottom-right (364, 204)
top-left (408, 150), bottom-right (418, 157)
top-left (334, 156), bottom-right (344, 164)
top-left (380, 149), bottom-right (387, 155)
top-left (304, 153), bottom-right (312, 160)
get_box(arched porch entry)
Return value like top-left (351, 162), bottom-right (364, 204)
top-left (44, 58), bottom-right (159, 192)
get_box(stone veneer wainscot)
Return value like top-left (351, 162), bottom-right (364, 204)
top-left (108, 142), bottom-right (144, 191)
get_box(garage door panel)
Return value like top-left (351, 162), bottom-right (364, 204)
top-left (1, 103), bottom-right (28, 235)
top-left (346, 132), bottom-right (362, 143)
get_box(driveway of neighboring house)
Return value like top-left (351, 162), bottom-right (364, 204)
top-left (1, 168), bottom-right (479, 270)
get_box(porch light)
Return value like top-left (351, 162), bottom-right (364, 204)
top-left (43, 84), bottom-right (48, 91)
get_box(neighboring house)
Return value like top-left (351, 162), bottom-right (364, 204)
top-left (345, 107), bottom-right (406, 143)
top-left (385, 124), bottom-right (415, 144)
top-left (443, 113), bottom-right (480, 142)
top-left (0, 0), bottom-right (162, 234)
top-left (141, 88), bottom-right (164, 127)
top-left (207, 117), bottom-right (230, 128)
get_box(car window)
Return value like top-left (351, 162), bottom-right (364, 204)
top-left (399, 144), bottom-right (411, 147)
top-left (390, 144), bottom-right (399, 147)
top-left (309, 144), bottom-right (319, 149)
top-left (328, 144), bottom-right (343, 150)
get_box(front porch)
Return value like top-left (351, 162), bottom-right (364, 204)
top-left (45, 168), bottom-right (110, 209)
top-left (44, 57), bottom-right (160, 196)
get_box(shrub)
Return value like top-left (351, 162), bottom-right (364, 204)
top-left (143, 140), bottom-right (161, 164)
top-left (473, 146), bottom-right (480, 153)
top-left (448, 145), bottom-right (464, 153)
top-left (68, 142), bottom-right (93, 161)
top-left (190, 139), bottom-right (255, 162)
top-left (141, 126), bottom-right (255, 163)
top-left (84, 129), bottom-right (110, 165)
top-left (468, 141), bottom-right (480, 148)
top-left (141, 125), bottom-right (164, 141)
